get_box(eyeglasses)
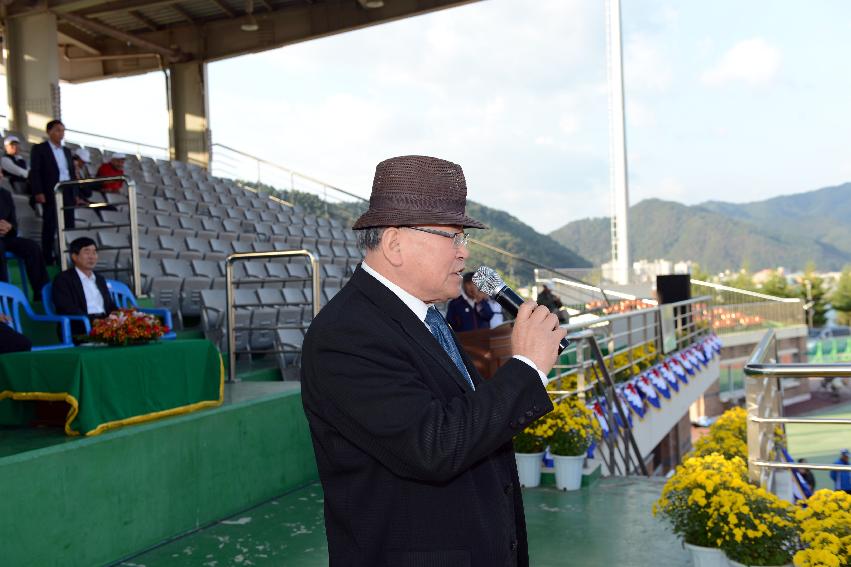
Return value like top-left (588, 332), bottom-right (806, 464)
top-left (404, 226), bottom-right (470, 248)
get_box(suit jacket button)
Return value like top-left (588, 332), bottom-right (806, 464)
top-left (517, 417), bottom-right (526, 425)
top-left (510, 540), bottom-right (518, 552)
top-left (509, 420), bottom-right (517, 428)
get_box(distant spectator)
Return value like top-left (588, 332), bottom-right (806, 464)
top-left (96, 152), bottom-right (126, 192)
top-left (52, 236), bottom-right (117, 337)
top-left (72, 148), bottom-right (97, 201)
top-left (797, 458), bottom-right (816, 491)
top-left (0, 183), bottom-right (49, 302)
top-left (537, 283), bottom-right (566, 323)
top-left (0, 314), bottom-right (31, 354)
top-left (446, 272), bottom-right (493, 332)
top-left (1, 135), bottom-right (29, 194)
top-left (29, 119), bottom-right (79, 265)
top-left (830, 449), bottom-right (850, 493)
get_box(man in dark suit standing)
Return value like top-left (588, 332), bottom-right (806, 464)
top-left (301, 155), bottom-right (565, 567)
top-left (446, 271), bottom-right (495, 332)
top-left (29, 119), bottom-right (78, 264)
top-left (0, 183), bottom-right (49, 301)
top-left (52, 236), bottom-right (116, 336)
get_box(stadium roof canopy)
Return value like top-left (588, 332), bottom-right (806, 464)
top-left (4, 0), bottom-right (476, 83)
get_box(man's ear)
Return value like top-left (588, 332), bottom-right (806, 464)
top-left (380, 227), bottom-right (403, 267)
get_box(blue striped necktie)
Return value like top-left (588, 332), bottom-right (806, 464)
top-left (425, 306), bottom-right (475, 390)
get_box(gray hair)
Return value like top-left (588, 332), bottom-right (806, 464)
top-left (356, 227), bottom-right (386, 251)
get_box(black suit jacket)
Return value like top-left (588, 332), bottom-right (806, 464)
top-left (301, 266), bottom-right (553, 567)
top-left (29, 141), bottom-right (76, 201)
top-left (52, 269), bottom-right (116, 334)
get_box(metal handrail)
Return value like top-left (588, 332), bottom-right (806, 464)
top-left (225, 250), bottom-right (321, 382)
top-left (743, 328), bottom-right (851, 486)
top-left (54, 175), bottom-right (142, 297)
top-left (691, 279), bottom-right (803, 303)
top-left (559, 329), bottom-right (649, 477)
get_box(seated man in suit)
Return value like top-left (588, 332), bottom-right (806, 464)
top-left (0, 181), bottom-right (50, 302)
top-left (446, 271), bottom-right (494, 332)
top-left (52, 236), bottom-right (116, 336)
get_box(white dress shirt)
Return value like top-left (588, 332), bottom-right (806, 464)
top-left (49, 142), bottom-right (71, 182)
top-left (75, 268), bottom-right (105, 315)
top-left (361, 261), bottom-right (547, 386)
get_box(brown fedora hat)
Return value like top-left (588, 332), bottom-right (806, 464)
top-left (352, 155), bottom-right (488, 230)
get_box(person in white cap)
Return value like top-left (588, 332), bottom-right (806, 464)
top-left (1, 135), bottom-right (30, 194)
top-left (96, 151), bottom-right (126, 193)
top-left (71, 148), bottom-right (96, 201)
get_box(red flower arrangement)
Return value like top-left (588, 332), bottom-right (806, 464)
top-left (89, 308), bottom-right (170, 346)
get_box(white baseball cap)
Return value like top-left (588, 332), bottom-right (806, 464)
top-left (111, 152), bottom-right (126, 160)
top-left (74, 148), bottom-right (91, 163)
top-left (4, 135), bottom-right (20, 145)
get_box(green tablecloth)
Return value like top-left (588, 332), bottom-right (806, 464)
top-left (0, 339), bottom-right (223, 436)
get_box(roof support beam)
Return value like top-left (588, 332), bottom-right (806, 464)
top-left (128, 10), bottom-right (160, 32)
top-left (56, 10), bottom-right (186, 63)
top-left (170, 3), bottom-right (196, 25)
top-left (210, 0), bottom-right (237, 18)
top-left (57, 24), bottom-right (102, 55)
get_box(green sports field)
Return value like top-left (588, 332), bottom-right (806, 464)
top-left (786, 400), bottom-right (851, 490)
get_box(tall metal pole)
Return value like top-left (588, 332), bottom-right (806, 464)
top-left (607, 0), bottom-right (631, 285)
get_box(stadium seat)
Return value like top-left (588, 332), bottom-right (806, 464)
top-left (2, 282), bottom-right (74, 349)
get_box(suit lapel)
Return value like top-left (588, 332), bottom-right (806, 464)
top-left (350, 266), bottom-right (474, 393)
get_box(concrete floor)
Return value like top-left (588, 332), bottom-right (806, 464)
top-left (118, 477), bottom-right (690, 567)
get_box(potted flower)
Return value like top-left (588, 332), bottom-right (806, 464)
top-left (538, 397), bottom-right (601, 491)
top-left (792, 489), bottom-right (851, 567)
top-left (714, 483), bottom-right (799, 567)
top-left (691, 407), bottom-right (748, 461)
top-left (513, 422), bottom-right (546, 488)
top-left (654, 453), bottom-right (749, 567)
top-left (88, 308), bottom-right (170, 346)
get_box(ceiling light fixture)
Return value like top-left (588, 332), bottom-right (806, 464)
top-left (241, 0), bottom-right (259, 32)
top-left (357, 0), bottom-right (385, 8)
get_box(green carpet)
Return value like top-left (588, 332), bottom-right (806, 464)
top-left (786, 400), bottom-right (851, 490)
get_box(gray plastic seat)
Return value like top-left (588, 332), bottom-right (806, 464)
top-left (161, 258), bottom-right (194, 278)
top-left (181, 276), bottom-right (212, 317)
top-left (192, 259), bottom-right (223, 279)
top-left (257, 288), bottom-right (286, 306)
top-left (150, 276), bottom-right (183, 328)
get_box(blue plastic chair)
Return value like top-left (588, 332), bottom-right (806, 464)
top-left (0, 281), bottom-right (74, 350)
top-left (41, 282), bottom-right (93, 334)
top-left (106, 280), bottom-right (176, 340)
top-left (3, 251), bottom-right (28, 296)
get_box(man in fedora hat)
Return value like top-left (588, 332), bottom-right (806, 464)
top-left (301, 155), bottom-right (565, 567)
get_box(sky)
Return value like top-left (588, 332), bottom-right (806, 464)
top-left (56, 0), bottom-right (851, 234)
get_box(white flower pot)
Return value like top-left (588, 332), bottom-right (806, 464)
top-left (514, 452), bottom-right (544, 488)
top-left (552, 454), bottom-right (585, 491)
top-left (728, 560), bottom-right (791, 567)
top-left (684, 543), bottom-right (729, 567)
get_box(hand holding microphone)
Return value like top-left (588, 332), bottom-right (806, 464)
top-left (473, 266), bottom-right (568, 375)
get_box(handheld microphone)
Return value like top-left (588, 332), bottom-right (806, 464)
top-left (473, 266), bottom-right (570, 354)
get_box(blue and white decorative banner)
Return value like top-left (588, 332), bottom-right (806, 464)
top-left (619, 382), bottom-right (646, 419)
top-left (634, 375), bottom-right (662, 408)
top-left (667, 359), bottom-right (688, 385)
top-left (658, 364), bottom-right (680, 392)
top-left (647, 368), bottom-right (672, 398)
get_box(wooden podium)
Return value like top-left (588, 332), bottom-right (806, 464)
top-left (456, 323), bottom-right (515, 379)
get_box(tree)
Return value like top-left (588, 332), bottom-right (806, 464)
top-left (760, 270), bottom-right (795, 298)
top-left (690, 262), bottom-right (712, 282)
top-left (830, 266), bottom-right (851, 326)
top-left (798, 262), bottom-right (828, 328)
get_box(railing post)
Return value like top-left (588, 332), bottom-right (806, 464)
top-left (127, 179), bottom-right (142, 298)
top-left (225, 249), bottom-right (321, 382)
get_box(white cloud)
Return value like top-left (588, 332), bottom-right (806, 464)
top-left (625, 33), bottom-right (673, 92)
top-left (700, 38), bottom-right (781, 87)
